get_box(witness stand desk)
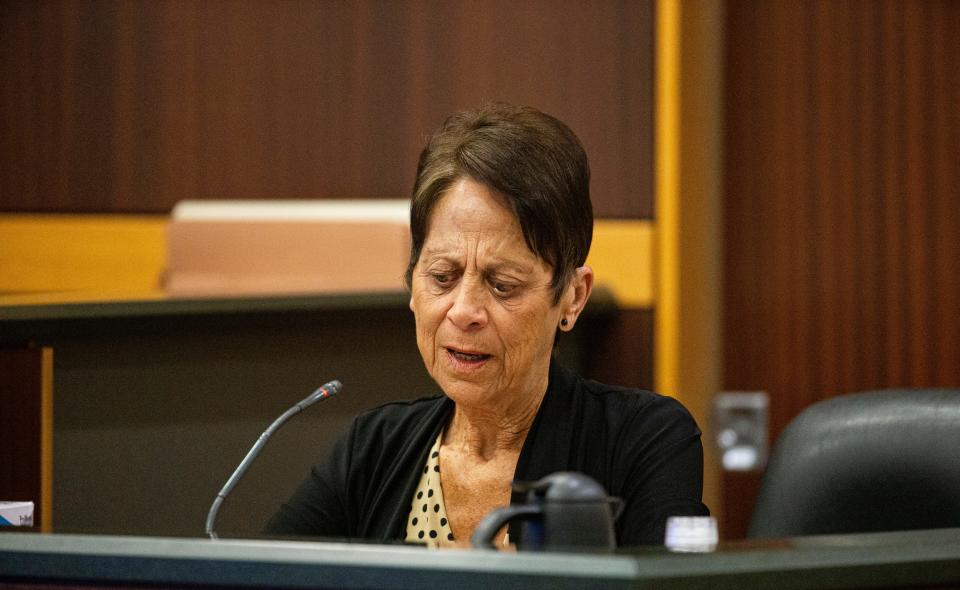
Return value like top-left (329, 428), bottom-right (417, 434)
top-left (2, 528), bottom-right (960, 590)
top-left (0, 289), bottom-right (624, 538)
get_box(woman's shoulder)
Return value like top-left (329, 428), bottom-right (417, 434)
top-left (580, 375), bottom-right (689, 408)
top-left (352, 392), bottom-right (450, 432)
top-left (569, 371), bottom-right (701, 436)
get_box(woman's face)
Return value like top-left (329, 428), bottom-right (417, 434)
top-left (409, 178), bottom-right (566, 411)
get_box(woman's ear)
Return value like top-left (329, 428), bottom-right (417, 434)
top-left (558, 266), bottom-right (594, 331)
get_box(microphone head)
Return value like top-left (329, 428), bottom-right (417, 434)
top-left (298, 379), bottom-right (343, 409)
top-left (321, 379), bottom-right (343, 397)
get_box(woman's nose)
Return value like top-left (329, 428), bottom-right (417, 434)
top-left (446, 278), bottom-right (488, 330)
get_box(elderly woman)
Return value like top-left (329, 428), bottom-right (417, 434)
top-left (265, 104), bottom-right (708, 547)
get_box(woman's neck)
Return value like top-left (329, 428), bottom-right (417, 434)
top-left (444, 382), bottom-right (547, 461)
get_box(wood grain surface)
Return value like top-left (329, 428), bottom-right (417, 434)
top-left (0, 1), bottom-right (653, 218)
top-left (722, 0), bottom-right (960, 538)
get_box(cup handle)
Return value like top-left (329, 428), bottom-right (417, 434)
top-left (470, 504), bottom-right (542, 550)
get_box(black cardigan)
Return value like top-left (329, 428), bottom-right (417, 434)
top-left (264, 360), bottom-right (709, 546)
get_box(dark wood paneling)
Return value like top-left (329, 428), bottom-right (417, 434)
top-left (0, 0), bottom-right (653, 218)
top-left (581, 308), bottom-right (654, 391)
top-left (0, 347), bottom-right (45, 530)
top-left (723, 0), bottom-right (960, 537)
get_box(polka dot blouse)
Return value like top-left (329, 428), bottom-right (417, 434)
top-left (405, 432), bottom-right (456, 548)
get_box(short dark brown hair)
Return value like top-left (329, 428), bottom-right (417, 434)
top-left (406, 103), bottom-right (593, 303)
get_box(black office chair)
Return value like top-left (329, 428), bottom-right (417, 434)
top-left (748, 389), bottom-right (960, 539)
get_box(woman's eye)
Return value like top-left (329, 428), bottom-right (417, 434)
top-left (491, 281), bottom-right (516, 295)
top-left (432, 273), bottom-right (452, 285)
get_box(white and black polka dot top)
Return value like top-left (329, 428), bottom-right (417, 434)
top-left (405, 432), bottom-right (456, 548)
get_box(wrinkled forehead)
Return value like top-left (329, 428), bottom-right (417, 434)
top-left (421, 181), bottom-right (539, 263)
top-left (426, 181), bottom-right (517, 235)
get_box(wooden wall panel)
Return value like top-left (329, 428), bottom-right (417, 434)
top-left (582, 308), bottom-right (654, 391)
top-left (0, 347), bottom-right (52, 531)
top-left (723, 0), bottom-right (960, 537)
top-left (0, 0), bottom-right (653, 218)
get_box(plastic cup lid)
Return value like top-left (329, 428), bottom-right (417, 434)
top-left (664, 516), bottom-right (718, 553)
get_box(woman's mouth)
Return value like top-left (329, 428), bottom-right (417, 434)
top-left (445, 347), bottom-right (492, 364)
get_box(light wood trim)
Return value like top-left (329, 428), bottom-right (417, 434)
top-left (40, 347), bottom-right (54, 533)
top-left (655, 0), bottom-right (724, 521)
top-left (587, 220), bottom-right (655, 309)
top-left (0, 215), bottom-right (167, 293)
top-left (0, 214), bottom-right (655, 309)
top-left (656, 0), bottom-right (682, 399)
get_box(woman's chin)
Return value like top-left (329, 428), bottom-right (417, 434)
top-left (435, 375), bottom-right (500, 408)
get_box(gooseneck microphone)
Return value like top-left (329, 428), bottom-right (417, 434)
top-left (205, 379), bottom-right (343, 540)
